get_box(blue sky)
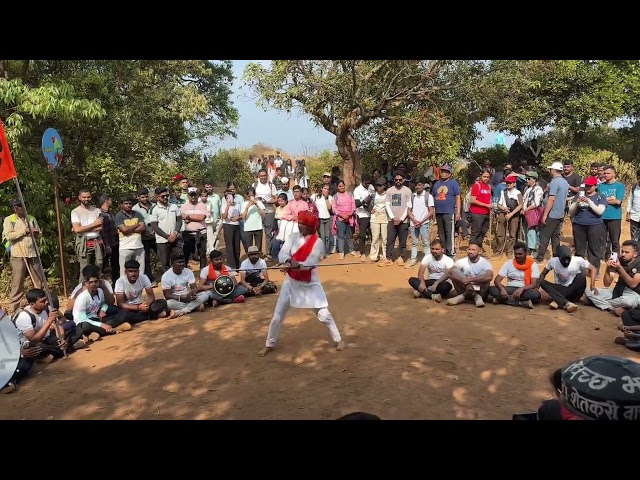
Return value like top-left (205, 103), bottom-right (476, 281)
top-left (212, 60), bottom-right (517, 157)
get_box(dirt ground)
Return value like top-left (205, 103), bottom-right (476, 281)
top-left (1, 220), bottom-right (638, 420)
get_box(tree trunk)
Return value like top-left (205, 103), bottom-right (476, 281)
top-left (336, 130), bottom-right (361, 189)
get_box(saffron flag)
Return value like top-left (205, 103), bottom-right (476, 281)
top-left (0, 119), bottom-right (17, 184)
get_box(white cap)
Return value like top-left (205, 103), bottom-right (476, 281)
top-left (187, 187), bottom-right (198, 194)
top-left (549, 162), bottom-right (563, 171)
top-left (281, 177), bottom-right (289, 183)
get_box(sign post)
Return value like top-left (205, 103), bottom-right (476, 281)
top-left (42, 128), bottom-right (68, 298)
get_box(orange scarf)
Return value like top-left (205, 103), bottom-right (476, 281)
top-left (513, 257), bottom-right (534, 286)
top-left (207, 262), bottom-right (228, 282)
top-left (288, 234), bottom-right (318, 283)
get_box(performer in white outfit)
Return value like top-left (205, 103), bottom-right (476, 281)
top-left (259, 210), bottom-right (345, 356)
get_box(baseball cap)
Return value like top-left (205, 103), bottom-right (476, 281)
top-left (247, 246), bottom-right (260, 254)
top-left (505, 175), bottom-right (517, 183)
top-left (440, 163), bottom-right (452, 172)
top-left (584, 176), bottom-right (598, 186)
top-left (322, 172), bottom-right (331, 177)
top-left (187, 187), bottom-right (198, 195)
top-left (280, 177), bottom-right (289, 183)
top-left (525, 171), bottom-right (538, 179)
top-left (549, 162), bottom-right (563, 171)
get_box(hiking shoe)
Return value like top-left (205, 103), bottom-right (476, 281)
top-left (412, 290), bottom-right (421, 299)
top-left (447, 294), bottom-right (466, 306)
top-left (85, 332), bottom-right (101, 343)
top-left (474, 294), bottom-right (485, 308)
top-left (396, 257), bottom-right (405, 266)
top-left (565, 302), bottom-right (578, 313)
top-left (404, 259), bottom-right (417, 269)
top-left (519, 300), bottom-right (534, 309)
top-left (432, 293), bottom-right (442, 303)
top-left (378, 259), bottom-right (393, 267)
top-left (549, 301), bottom-right (558, 310)
top-left (73, 339), bottom-right (88, 350)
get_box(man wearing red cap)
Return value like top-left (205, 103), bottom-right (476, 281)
top-left (259, 210), bottom-right (344, 357)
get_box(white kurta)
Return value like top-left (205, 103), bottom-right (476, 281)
top-left (277, 232), bottom-right (328, 308)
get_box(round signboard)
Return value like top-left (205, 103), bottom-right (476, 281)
top-left (42, 128), bottom-right (63, 169)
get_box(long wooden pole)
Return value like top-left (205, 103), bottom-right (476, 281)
top-left (12, 177), bottom-right (67, 357)
top-left (52, 170), bottom-right (68, 297)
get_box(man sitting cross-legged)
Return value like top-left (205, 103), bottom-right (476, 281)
top-left (199, 249), bottom-right (248, 305)
top-left (489, 241), bottom-right (542, 309)
top-left (238, 246), bottom-right (278, 297)
top-left (64, 264), bottom-right (118, 323)
top-left (408, 238), bottom-right (454, 302)
top-left (536, 245), bottom-right (598, 313)
top-left (72, 274), bottom-right (132, 339)
top-left (161, 251), bottom-right (210, 316)
top-left (115, 259), bottom-right (174, 324)
top-left (441, 241), bottom-right (493, 308)
top-left (584, 239), bottom-right (640, 316)
top-left (13, 288), bottom-right (89, 364)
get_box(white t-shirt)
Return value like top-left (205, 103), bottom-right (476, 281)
top-left (412, 192), bottom-right (435, 223)
top-left (72, 289), bottom-right (106, 326)
top-left (353, 184), bottom-right (372, 218)
top-left (161, 268), bottom-right (196, 295)
top-left (498, 188), bottom-right (521, 208)
top-left (15, 306), bottom-right (50, 345)
top-left (71, 206), bottom-right (101, 239)
top-left (454, 256), bottom-right (493, 278)
top-left (254, 181), bottom-right (278, 214)
top-left (114, 274), bottom-right (152, 305)
top-left (312, 194), bottom-right (331, 219)
top-left (498, 260), bottom-right (540, 288)
top-left (421, 254), bottom-right (455, 280)
top-left (239, 258), bottom-right (268, 276)
top-left (199, 264), bottom-right (236, 283)
top-left (70, 281), bottom-right (113, 299)
top-left (547, 256), bottom-right (590, 287)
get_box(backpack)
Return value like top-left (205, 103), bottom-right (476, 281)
top-left (11, 307), bottom-right (39, 329)
top-left (502, 189), bottom-right (519, 212)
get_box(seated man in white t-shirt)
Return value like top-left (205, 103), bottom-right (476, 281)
top-left (63, 264), bottom-right (117, 322)
top-left (198, 249), bottom-right (248, 305)
top-left (13, 288), bottom-right (89, 364)
top-left (238, 246), bottom-right (277, 297)
top-left (72, 274), bottom-right (132, 339)
top-left (440, 241), bottom-right (493, 308)
top-left (489, 241), bottom-right (542, 309)
top-left (408, 239), bottom-right (454, 302)
top-left (161, 251), bottom-right (210, 317)
top-left (115, 259), bottom-right (173, 324)
top-left (537, 245), bottom-right (597, 313)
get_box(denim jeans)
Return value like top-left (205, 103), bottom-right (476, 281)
top-left (409, 223), bottom-right (430, 261)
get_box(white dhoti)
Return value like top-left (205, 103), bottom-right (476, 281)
top-left (264, 232), bottom-right (342, 348)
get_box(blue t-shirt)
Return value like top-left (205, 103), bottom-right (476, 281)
top-left (548, 176), bottom-right (569, 220)
top-left (432, 179), bottom-right (460, 215)
top-left (572, 193), bottom-right (605, 226)
top-left (598, 181), bottom-right (625, 220)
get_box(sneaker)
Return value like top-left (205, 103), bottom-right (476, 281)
top-left (549, 301), bottom-right (558, 310)
top-left (474, 294), bottom-right (485, 308)
top-left (339, 253), bottom-right (345, 259)
top-left (396, 257), bottom-right (405, 266)
top-left (412, 290), bottom-right (421, 299)
top-left (232, 295), bottom-right (246, 303)
top-left (85, 332), bottom-right (101, 343)
top-left (73, 339), bottom-right (88, 350)
top-left (360, 254), bottom-right (367, 262)
top-left (378, 259), bottom-right (393, 267)
top-left (432, 293), bottom-right (442, 303)
top-left (492, 297), bottom-right (500, 304)
top-left (350, 251), bottom-right (357, 257)
top-left (114, 322), bottom-right (132, 333)
top-left (404, 259), bottom-right (417, 269)
top-left (565, 302), bottom-right (578, 313)
top-left (519, 300), bottom-right (533, 309)
top-left (447, 294), bottom-right (466, 306)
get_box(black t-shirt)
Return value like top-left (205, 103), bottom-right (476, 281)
top-left (563, 172), bottom-right (582, 197)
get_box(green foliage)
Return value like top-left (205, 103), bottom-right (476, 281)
top-left (207, 149), bottom-right (254, 193)
top-left (305, 150), bottom-right (341, 189)
top-left (470, 145), bottom-right (510, 170)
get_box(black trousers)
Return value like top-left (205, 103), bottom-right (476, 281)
top-left (470, 214), bottom-right (489, 247)
top-left (408, 277), bottom-right (453, 299)
top-left (604, 218), bottom-right (622, 259)
top-left (156, 240), bottom-right (182, 271)
top-left (142, 239), bottom-right (157, 283)
top-left (6, 357), bottom-right (35, 387)
top-left (573, 223), bottom-right (605, 270)
top-left (535, 217), bottom-right (563, 261)
top-left (488, 285), bottom-right (541, 306)
top-left (539, 274), bottom-right (586, 309)
top-left (119, 299), bottom-right (170, 324)
top-left (223, 224), bottom-right (241, 269)
top-left (357, 217), bottom-right (370, 254)
top-left (386, 221), bottom-right (409, 260)
top-left (436, 213), bottom-right (455, 256)
top-left (76, 311), bottom-right (126, 337)
top-left (183, 232), bottom-right (207, 269)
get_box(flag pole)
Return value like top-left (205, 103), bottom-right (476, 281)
top-left (12, 177), bottom-right (68, 357)
top-left (52, 170), bottom-right (68, 297)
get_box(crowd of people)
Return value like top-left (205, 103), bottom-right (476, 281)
top-left (3, 148), bottom-right (640, 419)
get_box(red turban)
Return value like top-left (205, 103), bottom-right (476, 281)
top-left (298, 210), bottom-right (318, 229)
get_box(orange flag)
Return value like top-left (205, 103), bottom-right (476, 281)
top-left (0, 118), bottom-right (17, 184)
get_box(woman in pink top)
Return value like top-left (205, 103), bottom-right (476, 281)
top-left (331, 181), bottom-right (356, 259)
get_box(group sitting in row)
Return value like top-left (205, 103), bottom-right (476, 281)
top-left (1, 247), bottom-right (278, 394)
top-left (408, 237), bottom-right (638, 317)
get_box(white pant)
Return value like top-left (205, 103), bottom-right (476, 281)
top-left (265, 292), bottom-right (342, 348)
top-left (584, 287), bottom-right (640, 311)
top-left (119, 247), bottom-right (145, 278)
